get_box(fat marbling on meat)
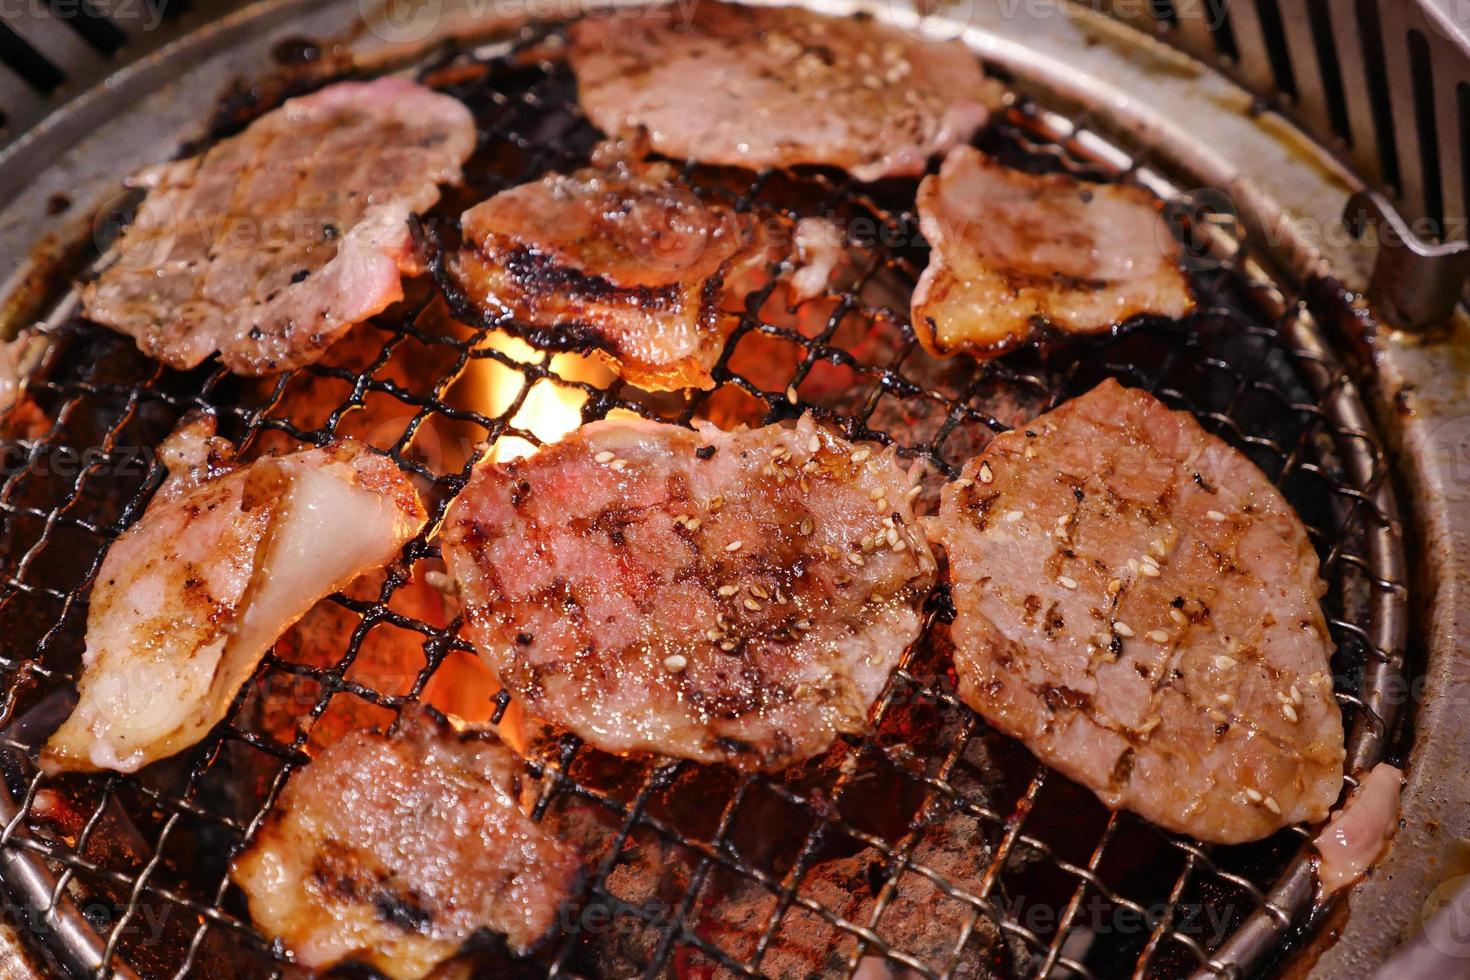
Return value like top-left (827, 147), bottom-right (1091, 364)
top-left (567, 1), bottom-right (1001, 181)
top-left (42, 414), bottom-right (426, 773)
top-left (440, 415), bottom-right (937, 770)
top-left (913, 146), bottom-right (1194, 359)
top-left (448, 149), bottom-right (839, 392)
top-left (231, 710), bottom-right (578, 978)
top-left (927, 380), bottom-right (1344, 843)
top-left (83, 78), bottom-right (474, 375)
top-left (1315, 761), bottom-right (1403, 895)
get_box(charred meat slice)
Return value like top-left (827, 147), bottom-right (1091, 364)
top-left (83, 78), bottom-right (475, 375)
top-left (449, 153), bottom-right (782, 391)
top-left (42, 414), bottom-right (426, 773)
top-left (927, 381), bottom-right (1344, 843)
top-left (440, 415), bottom-right (937, 770)
top-left (568, 1), bottom-right (1001, 181)
top-left (913, 146), bottom-right (1194, 359)
top-left (230, 711), bottom-right (578, 979)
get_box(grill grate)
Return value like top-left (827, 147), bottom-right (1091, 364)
top-left (0, 24), bottom-right (1406, 980)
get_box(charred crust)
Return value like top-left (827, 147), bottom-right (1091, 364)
top-left (457, 520), bottom-right (490, 550)
top-left (697, 262), bottom-right (730, 333)
top-left (1022, 594), bottom-right (1041, 624)
top-left (964, 490), bottom-right (999, 530)
top-left (1109, 748), bottom-right (1136, 786)
top-left (1040, 684), bottom-right (1090, 713)
top-left (920, 284), bottom-right (1184, 359)
top-left (374, 889), bottom-right (435, 933)
top-left (1042, 602), bottom-right (1065, 639)
top-left (309, 839), bottom-right (370, 903)
top-left (498, 313), bottom-right (619, 357)
top-left (581, 504), bottom-right (654, 548)
top-left (714, 734), bottom-right (757, 758)
top-left (502, 245), bottom-right (684, 311)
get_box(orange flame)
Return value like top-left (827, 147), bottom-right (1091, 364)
top-left (421, 331), bottom-right (615, 747)
top-left (467, 332), bottom-right (614, 461)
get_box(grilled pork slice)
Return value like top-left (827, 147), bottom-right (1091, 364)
top-left (927, 381), bottom-right (1344, 843)
top-left (913, 147), bottom-right (1194, 359)
top-left (449, 154), bottom-right (784, 391)
top-left (42, 415), bottom-right (426, 773)
top-left (82, 78), bottom-right (475, 376)
top-left (231, 711), bottom-right (578, 979)
top-left (1315, 762), bottom-right (1403, 895)
top-left (568, 2), bottom-right (1000, 181)
top-left (440, 415), bottom-right (937, 770)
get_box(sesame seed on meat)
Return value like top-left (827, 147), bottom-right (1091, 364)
top-left (441, 414), bottom-right (937, 771)
top-left (926, 380), bottom-right (1344, 844)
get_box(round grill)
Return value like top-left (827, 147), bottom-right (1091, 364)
top-left (0, 22), bottom-right (1407, 980)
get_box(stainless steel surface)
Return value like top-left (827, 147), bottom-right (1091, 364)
top-left (0, 0), bottom-right (1460, 977)
top-left (1317, 307), bottom-right (1470, 980)
top-left (1132, 0), bottom-right (1470, 321)
top-left (1345, 188), bottom-right (1470, 328)
top-left (0, 0), bottom-right (259, 143)
top-left (0, 812), bottom-right (138, 980)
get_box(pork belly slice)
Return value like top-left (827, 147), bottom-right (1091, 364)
top-left (567, 2), bottom-right (1001, 181)
top-left (82, 78), bottom-right (474, 376)
top-left (927, 381), bottom-right (1344, 843)
top-left (448, 153), bottom-right (804, 392)
top-left (231, 710), bottom-right (578, 979)
top-left (1315, 762), bottom-right (1403, 896)
top-left (439, 415), bottom-right (937, 770)
top-left (42, 415), bottom-right (426, 773)
top-left (913, 146), bottom-right (1194, 359)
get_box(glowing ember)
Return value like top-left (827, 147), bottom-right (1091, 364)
top-left (424, 329), bottom-right (617, 751)
top-left (422, 650), bottom-right (528, 753)
top-left (470, 332), bottom-right (613, 461)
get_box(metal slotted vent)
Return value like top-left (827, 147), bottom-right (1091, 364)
top-left (0, 1), bottom-right (248, 138)
top-left (1099, 0), bottom-right (1470, 326)
top-left (0, 22), bottom-right (1408, 980)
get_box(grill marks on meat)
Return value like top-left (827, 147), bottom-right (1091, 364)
top-left (440, 415), bottom-right (937, 770)
top-left (449, 153), bottom-right (784, 391)
top-left (927, 381), bottom-right (1344, 843)
top-left (567, 2), bottom-right (1001, 181)
top-left (230, 711), bottom-right (578, 979)
top-left (913, 147), bottom-right (1194, 359)
top-left (42, 414), bottom-right (426, 773)
top-left (82, 78), bottom-right (474, 375)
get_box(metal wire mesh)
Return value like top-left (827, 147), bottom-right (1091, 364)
top-left (0, 23), bottom-right (1407, 980)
